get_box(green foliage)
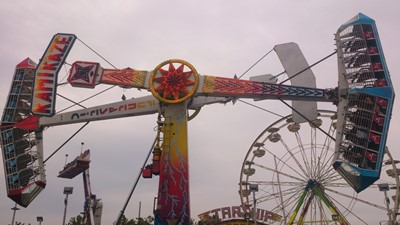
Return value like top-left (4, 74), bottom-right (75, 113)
top-left (67, 214), bottom-right (86, 225)
top-left (66, 214), bottom-right (211, 225)
top-left (67, 214), bottom-right (154, 225)
top-left (14, 222), bottom-right (26, 225)
top-left (120, 215), bottom-right (154, 225)
top-left (193, 220), bottom-right (209, 225)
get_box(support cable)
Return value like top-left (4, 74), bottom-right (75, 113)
top-left (279, 51), bottom-right (337, 85)
top-left (114, 135), bottom-right (158, 225)
top-left (279, 99), bottom-right (336, 141)
top-left (57, 85), bottom-right (116, 114)
top-left (238, 99), bottom-right (284, 118)
top-left (44, 122), bottom-right (90, 163)
top-left (57, 93), bottom-right (87, 109)
top-left (77, 37), bottom-right (117, 69)
top-left (238, 48), bottom-right (274, 79)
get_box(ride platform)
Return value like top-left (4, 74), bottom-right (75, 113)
top-left (58, 150), bottom-right (91, 179)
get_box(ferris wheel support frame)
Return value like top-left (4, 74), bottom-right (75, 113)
top-left (383, 147), bottom-right (400, 224)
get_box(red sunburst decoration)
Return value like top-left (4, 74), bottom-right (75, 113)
top-left (153, 63), bottom-right (195, 100)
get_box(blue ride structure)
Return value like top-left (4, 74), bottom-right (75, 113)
top-left (334, 13), bottom-right (395, 193)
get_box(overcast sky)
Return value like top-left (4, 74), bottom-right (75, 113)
top-left (1, 1), bottom-right (400, 225)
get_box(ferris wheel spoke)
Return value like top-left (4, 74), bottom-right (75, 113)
top-left (313, 198), bottom-right (328, 222)
top-left (275, 185), bottom-right (305, 201)
top-left (257, 184), bottom-right (303, 204)
top-left (313, 125), bottom-right (335, 179)
top-left (315, 155), bottom-right (338, 181)
top-left (293, 132), bottom-right (313, 178)
top-left (256, 181), bottom-right (306, 186)
top-left (252, 162), bottom-right (306, 182)
top-left (264, 148), bottom-right (309, 181)
top-left (318, 167), bottom-right (341, 184)
top-left (253, 181), bottom-right (307, 197)
top-left (274, 187), bottom-right (306, 223)
top-left (256, 182), bottom-right (306, 221)
top-left (278, 139), bottom-right (309, 178)
top-left (320, 121), bottom-right (336, 157)
top-left (324, 187), bottom-right (387, 211)
top-left (244, 180), bottom-right (305, 208)
top-left (323, 174), bottom-right (344, 184)
top-left (310, 128), bottom-right (319, 178)
top-left (322, 181), bottom-right (352, 188)
top-left (312, 129), bottom-right (331, 179)
top-left (325, 192), bottom-right (371, 224)
top-left (298, 192), bottom-right (321, 223)
top-left (284, 188), bottom-right (316, 221)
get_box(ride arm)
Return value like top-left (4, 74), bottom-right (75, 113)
top-left (7, 94), bottom-right (232, 130)
top-left (67, 60), bottom-right (337, 104)
top-left (39, 95), bottom-right (158, 127)
top-left (38, 95), bottom-right (231, 128)
top-left (197, 75), bottom-right (335, 102)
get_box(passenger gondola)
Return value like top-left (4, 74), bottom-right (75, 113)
top-left (333, 13), bottom-right (395, 192)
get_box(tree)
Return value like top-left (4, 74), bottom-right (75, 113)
top-left (14, 222), bottom-right (26, 225)
top-left (119, 215), bottom-right (154, 225)
top-left (65, 213), bottom-right (159, 225)
top-left (135, 216), bottom-right (154, 225)
top-left (67, 214), bottom-right (86, 225)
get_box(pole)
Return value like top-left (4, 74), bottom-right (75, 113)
top-left (11, 203), bottom-right (20, 225)
top-left (253, 191), bottom-right (257, 225)
top-left (138, 201), bottom-right (141, 220)
top-left (383, 190), bottom-right (393, 225)
top-left (62, 193), bottom-right (69, 225)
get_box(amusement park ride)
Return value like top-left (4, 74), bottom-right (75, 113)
top-left (58, 148), bottom-right (103, 225)
top-left (0, 13), bottom-right (396, 225)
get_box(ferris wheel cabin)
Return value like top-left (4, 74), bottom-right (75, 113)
top-left (333, 13), bottom-right (395, 193)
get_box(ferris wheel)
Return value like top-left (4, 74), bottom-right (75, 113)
top-left (238, 110), bottom-right (399, 225)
